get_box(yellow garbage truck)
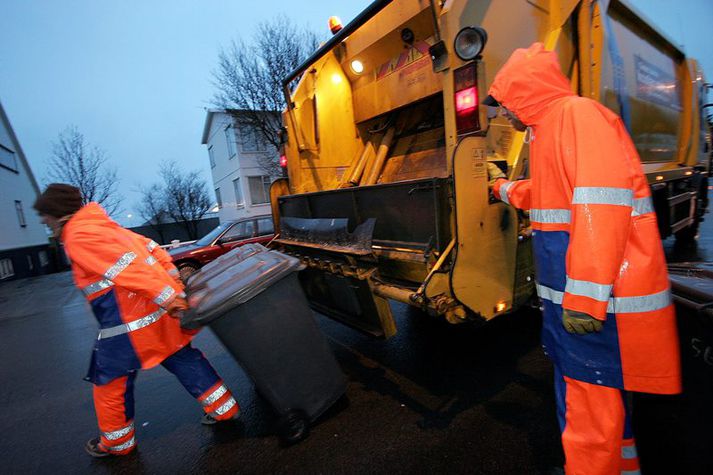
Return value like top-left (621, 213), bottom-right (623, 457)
top-left (270, 0), bottom-right (712, 338)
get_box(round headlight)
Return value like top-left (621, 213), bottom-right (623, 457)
top-left (454, 27), bottom-right (488, 61)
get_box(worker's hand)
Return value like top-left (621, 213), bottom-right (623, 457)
top-left (164, 295), bottom-right (189, 318)
top-left (562, 309), bottom-right (603, 335)
top-left (487, 162), bottom-right (506, 188)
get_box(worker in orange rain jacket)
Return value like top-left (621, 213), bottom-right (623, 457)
top-left (33, 183), bottom-right (239, 458)
top-left (484, 43), bottom-right (681, 474)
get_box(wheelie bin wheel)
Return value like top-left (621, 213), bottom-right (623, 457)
top-left (278, 409), bottom-right (309, 444)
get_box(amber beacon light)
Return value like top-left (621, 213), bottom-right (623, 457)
top-left (328, 16), bottom-right (343, 35)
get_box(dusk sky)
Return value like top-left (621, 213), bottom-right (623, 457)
top-left (2, 1), bottom-right (711, 227)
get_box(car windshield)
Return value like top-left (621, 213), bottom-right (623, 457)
top-left (195, 222), bottom-right (232, 246)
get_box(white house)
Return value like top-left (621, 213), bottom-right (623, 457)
top-left (0, 99), bottom-right (51, 281)
top-left (201, 109), bottom-right (280, 223)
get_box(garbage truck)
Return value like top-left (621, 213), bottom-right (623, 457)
top-left (269, 0), bottom-right (712, 338)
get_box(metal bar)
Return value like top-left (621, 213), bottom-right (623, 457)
top-left (671, 217), bottom-right (694, 233)
top-left (416, 238), bottom-right (456, 296)
top-left (428, 0), bottom-right (442, 42)
top-left (371, 245), bottom-right (425, 254)
top-left (372, 282), bottom-right (417, 305)
top-left (667, 191), bottom-right (697, 206)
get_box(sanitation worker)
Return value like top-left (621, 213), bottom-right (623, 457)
top-left (34, 184), bottom-right (239, 458)
top-left (485, 43), bottom-right (681, 474)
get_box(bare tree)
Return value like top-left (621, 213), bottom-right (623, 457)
top-left (212, 15), bottom-right (320, 176)
top-left (46, 126), bottom-right (122, 216)
top-left (160, 161), bottom-right (212, 240)
top-left (136, 183), bottom-right (168, 244)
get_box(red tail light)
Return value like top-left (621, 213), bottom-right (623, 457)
top-left (279, 155), bottom-right (288, 168)
top-left (453, 63), bottom-right (480, 134)
top-left (455, 87), bottom-right (477, 112)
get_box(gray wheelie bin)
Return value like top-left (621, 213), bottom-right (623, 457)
top-left (185, 243), bottom-right (268, 289)
top-left (182, 249), bottom-right (347, 443)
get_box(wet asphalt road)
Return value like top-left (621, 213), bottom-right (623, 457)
top-left (1, 202), bottom-right (712, 474)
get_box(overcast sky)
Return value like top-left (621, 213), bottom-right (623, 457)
top-left (1, 0), bottom-right (711, 227)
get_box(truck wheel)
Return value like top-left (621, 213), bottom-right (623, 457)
top-left (178, 263), bottom-right (199, 282)
top-left (277, 409), bottom-right (309, 444)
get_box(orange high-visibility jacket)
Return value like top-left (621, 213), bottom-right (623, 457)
top-left (62, 202), bottom-right (194, 385)
top-left (490, 43), bottom-right (680, 394)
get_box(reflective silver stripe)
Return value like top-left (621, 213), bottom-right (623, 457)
top-left (632, 197), bottom-right (654, 216)
top-left (104, 252), bottom-right (137, 280)
top-left (621, 471), bottom-right (641, 475)
top-left (530, 208), bottom-right (571, 224)
top-left (212, 397), bottom-right (236, 416)
top-left (145, 256), bottom-right (158, 265)
top-left (565, 277), bottom-right (612, 302)
top-left (572, 187), bottom-right (633, 207)
top-left (499, 181), bottom-right (514, 205)
top-left (154, 286), bottom-right (175, 306)
top-left (537, 283), bottom-right (671, 314)
top-left (168, 268), bottom-right (179, 276)
top-left (107, 436), bottom-right (136, 452)
top-left (536, 284), bottom-right (564, 305)
top-left (98, 309), bottom-right (166, 339)
top-left (147, 240), bottom-right (159, 252)
top-left (83, 278), bottom-right (114, 296)
top-left (622, 445), bottom-right (638, 459)
top-left (103, 422), bottom-right (134, 441)
top-left (607, 289), bottom-right (671, 314)
top-left (201, 384), bottom-right (228, 406)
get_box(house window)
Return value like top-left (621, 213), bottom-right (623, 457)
top-left (15, 200), bottom-right (26, 227)
top-left (215, 188), bottom-right (222, 209)
top-left (240, 127), bottom-right (267, 152)
top-left (0, 144), bottom-right (17, 172)
top-left (0, 258), bottom-right (14, 279)
top-left (225, 124), bottom-right (236, 158)
top-left (208, 145), bottom-right (216, 168)
top-left (233, 177), bottom-right (244, 208)
top-left (248, 176), bottom-right (272, 205)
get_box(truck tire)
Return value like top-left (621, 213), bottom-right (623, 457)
top-left (178, 263), bottom-right (199, 282)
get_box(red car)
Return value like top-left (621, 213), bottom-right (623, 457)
top-left (169, 215), bottom-right (275, 281)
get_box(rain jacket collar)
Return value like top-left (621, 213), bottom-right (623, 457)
top-left (62, 202), bottom-right (118, 239)
top-left (487, 42), bottom-right (574, 126)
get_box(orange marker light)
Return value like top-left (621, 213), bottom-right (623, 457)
top-left (328, 16), bottom-right (342, 35)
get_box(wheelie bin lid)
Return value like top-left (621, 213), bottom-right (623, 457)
top-left (186, 243), bottom-right (269, 290)
top-left (182, 250), bottom-right (303, 328)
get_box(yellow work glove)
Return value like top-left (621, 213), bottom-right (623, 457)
top-left (562, 309), bottom-right (603, 335)
top-left (487, 162), bottom-right (506, 188)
